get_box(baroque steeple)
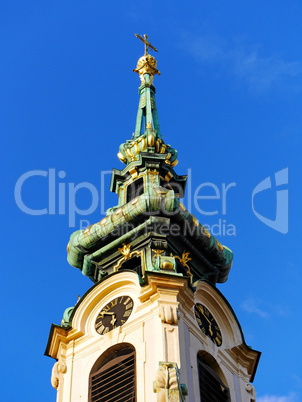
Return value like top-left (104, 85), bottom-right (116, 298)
top-left (66, 34), bottom-right (233, 285)
top-left (46, 36), bottom-right (260, 402)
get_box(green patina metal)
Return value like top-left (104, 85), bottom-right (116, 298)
top-left (134, 75), bottom-right (161, 138)
top-left (110, 152), bottom-right (186, 210)
top-left (117, 52), bottom-right (178, 167)
top-left (118, 128), bottom-right (178, 168)
top-left (61, 306), bottom-right (74, 328)
top-left (67, 188), bottom-right (233, 284)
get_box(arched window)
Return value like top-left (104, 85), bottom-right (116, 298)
top-left (126, 178), bottom-right (144, 203)
top-left (197, 352), bottom-right (230, 402)
top-left (89, 344), bottom-right (136, 402)
top-left (119, 255), bottom-right (143, 277)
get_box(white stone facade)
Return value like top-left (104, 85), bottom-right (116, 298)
top-left (46, 271), bottom-right (258, 401)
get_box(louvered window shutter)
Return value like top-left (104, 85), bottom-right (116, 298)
top-left (198, 358), bottom-right (230, 402)
top-left (89, 347), bottom-right (136, 402)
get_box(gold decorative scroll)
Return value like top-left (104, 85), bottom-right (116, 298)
top-left (113, 243), bottom-right (141, 271)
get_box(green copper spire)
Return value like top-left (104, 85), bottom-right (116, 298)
top-left (133, 34), bottom-right (162, 138)
top-left (117, 34), bottom-right (178, 167)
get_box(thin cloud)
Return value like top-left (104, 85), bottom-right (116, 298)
top-left (236, 51), bottom-right (301, 92)
top-left (258, 393), bottom-right (299, 402)
top-left (241, 297), bottom-right (290, 318)
top-left (240, 298), bottom-right (269, 318)
top-left (180, 33), bottom-right (302, 92)
top-left (274, 304), bottom-right (290, 317)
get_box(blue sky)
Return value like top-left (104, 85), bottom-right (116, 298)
top-left (1, 1), bottom-right (302, 401)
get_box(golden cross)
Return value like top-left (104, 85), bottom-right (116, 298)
top-left (134, 34), bottom-right (158, 55)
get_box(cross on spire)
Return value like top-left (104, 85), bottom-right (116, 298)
top-left (134, 34), bottom-right (158, 55)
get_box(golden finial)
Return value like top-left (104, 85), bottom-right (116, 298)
top-left (134, 34), bottom-right (160, 82)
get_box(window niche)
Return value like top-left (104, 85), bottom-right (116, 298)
top-left (126, 177), bottom-right (144, 203)
top-left (197, 352), bottom-right (230, 402)
top-left (119, 255), bottom-right (143, 277)
top-left (89, 344), bottom-right (136, 402)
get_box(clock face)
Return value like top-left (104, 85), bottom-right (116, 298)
top-left (194, 303), bottom-right (222, 346)
top-left (95, 296), bottom-right (134, 335)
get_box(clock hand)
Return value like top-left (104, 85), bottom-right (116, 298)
top-left (110, 314), bottom-right (117, 326)
top-left (99, 311), bottom-right (117, 327)
top-left (202, 314), bottom-right (214, 336)
top-left (203, 314), bottom-right (212, 324)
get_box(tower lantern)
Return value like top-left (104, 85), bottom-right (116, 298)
top-left (45, 35), bottom-right (260, 402)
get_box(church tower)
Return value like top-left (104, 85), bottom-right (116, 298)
top-left (45, 35), bottom-right (260, 402)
